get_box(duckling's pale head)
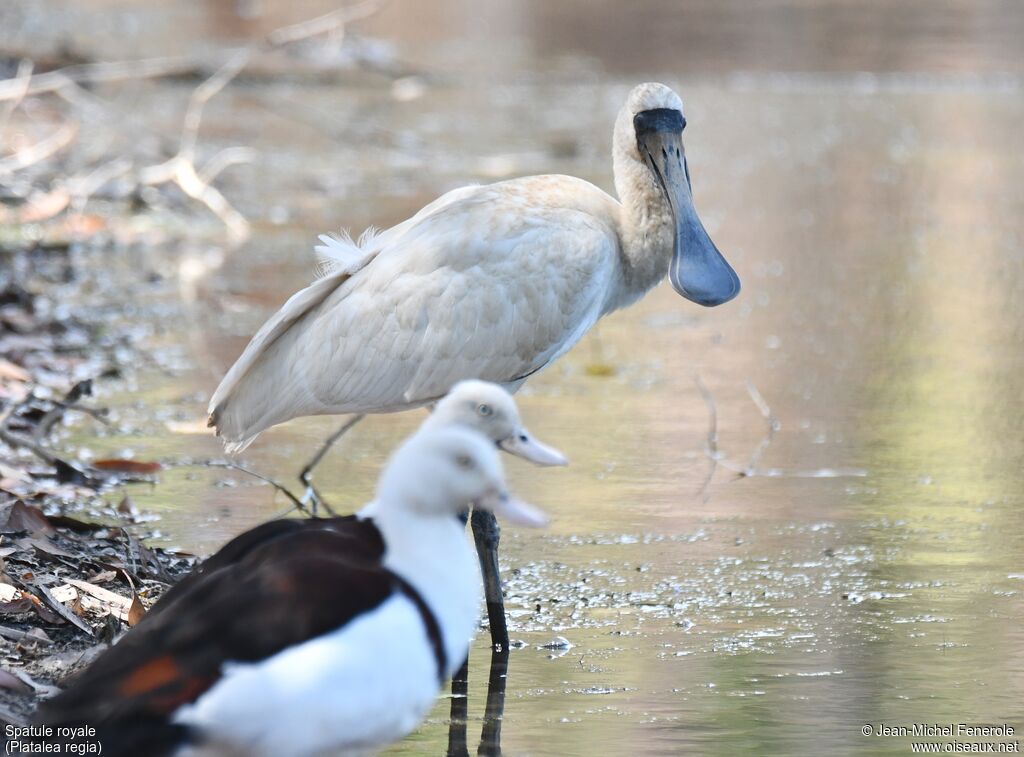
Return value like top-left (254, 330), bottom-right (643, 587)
top-left (378, 426), bottom-right (547, 527)
top-left (427, 380), bottom-right (567, 467)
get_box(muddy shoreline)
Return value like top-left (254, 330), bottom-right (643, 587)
top-left (0, 244), bottom-right (198, 726)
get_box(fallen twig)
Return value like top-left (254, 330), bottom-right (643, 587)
top-left (66, 158), bottom-right (134, 213)
top-left (32, 380), bottom-right (108, 442)
top-left (0, 0), bottom-right (389, 240)
top-left (0, 386), bottom-right (106, 485)
top-left (138, 49), bottom-right (254, 241)
top-left (0, 121), bottom-right (78, 175)
top-left (191, 459), bottom-right (308, 515)
top-left (0, 59), bottom-right (33, 133)
top-left (0, 0), bottom-right (388, 103)
top-left (0, 56), bottom-right (214, 102)
top-left (266, 0), bottom-right (387, 46)
top-left (0, 425), bottom-right (58, 468)
top-left (0, 625), bottom-right (52, 647)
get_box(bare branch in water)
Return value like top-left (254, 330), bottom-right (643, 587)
top-left (138, 49), bottom-right (254, 241)
top-left (692, 372), bottom-right (719, 502)
top-left (188, 459), bottom-right (309, 516)
top-left (0, 121), bottom-right (78, 175)
top-left (0, 56), bottom-right (218, 102)
top-left (0, 0), bottom-right (390, 239)
top-left (66, 158), bottom-right (134, 213)
top-left (0, 0), bottom-right (389, 101)
top-left (266, 0), bottom-right (388, 47)
top-left (743, 380), bottom-right (779, 475)
top-left (0, 59), bottom-right (33, 131)
top-left (694, 379), bottom-right (867, 494)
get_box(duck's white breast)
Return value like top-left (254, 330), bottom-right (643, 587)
top-left (173, 594), bottom-right (440, 757)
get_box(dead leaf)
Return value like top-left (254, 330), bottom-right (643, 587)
top-left (18, 188), bottom-right (70, 223)
top-left (127, 593), bottom-right (146, 626)
top-left (116, 494), bottom-right (138, 518)
top-left (0, 359), bottom-right (30, 382)
top-left (0, 668), bottom-right (32, 694)
top-left (1, 502), bottom-right (55, 536)
top-left (65, 579), bottom-right (132, 614)
top-left (0, 584), bottom-right (19, 601)
top-left (20, 593), bottom-right (61, 624)
top-left (15, 536), bottom-right (74, 558)
top-left (2, 667), bottom-right (59, 697)
top-left (53, 459), bottom-right (99, 487)
top-left (46, 513), bottom-right (106, 532)
top-left (35, 584), bottom-right (94, 636)
top-left (0, 462), bottom-right (31, 485)
top-left (0, 597), bottom-right (34, 614)
top-left (125, 530), bottom-right (170, 582)
top-left (24, 627), bottom-right (51, 644)
top-left (93, 459), bottom-right (162, 474)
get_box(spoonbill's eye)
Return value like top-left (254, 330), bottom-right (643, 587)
top-left (455, 453), bottom-right (474, 470)
top-left (477, 404), bottom-right (493, 417)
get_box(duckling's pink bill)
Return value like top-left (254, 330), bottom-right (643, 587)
top-left (499, 429), bottom-right (569, 467)
top-left (481, 492), bottom-right (549, 528)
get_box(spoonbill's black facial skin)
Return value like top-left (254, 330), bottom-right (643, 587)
top-left (634, 108), bottom-right (741, 307)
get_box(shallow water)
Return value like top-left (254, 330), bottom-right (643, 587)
top-left (10, 0), bottom-right (1024, 754)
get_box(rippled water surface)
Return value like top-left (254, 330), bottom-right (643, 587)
top-left (9, 0), bottom-right (1024, 754)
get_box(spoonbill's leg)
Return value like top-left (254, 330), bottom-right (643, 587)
top-left (299, 484), bottom-right (338, 517)
top-left (447, 655), bottom-right (470, 757)
top-left (298, 413), bottom-right (365, 516)
top-left (471, 509), bottom-right (509, 651)
top-left (477, 646), bottom-right (510, 756)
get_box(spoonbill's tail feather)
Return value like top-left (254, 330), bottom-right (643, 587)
top-left (314, 227), bottom-right (379, 279)
top-left (222, 433), bottom-right (260, 456)
top-left (208, 231), bottom-right (386, 451)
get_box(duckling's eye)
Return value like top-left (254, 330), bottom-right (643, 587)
top-left (455, 453), bottom-right (474, 469)
top-left (477, 404), bottom-right (493, 417)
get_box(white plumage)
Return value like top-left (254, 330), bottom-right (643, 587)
top-left (36, 424), bottom-right (545, 757)
top-left (171, 426), bottom-right (544, 756)
top-left (174, 597), bottom-right (443, 757)
top-left (209, 82), bottom-right (739, 453)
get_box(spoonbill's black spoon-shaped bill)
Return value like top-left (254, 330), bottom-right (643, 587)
top-left (633, 107), bottom-right (741, 307)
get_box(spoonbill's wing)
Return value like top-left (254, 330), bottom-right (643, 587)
top-left (209, 183), bottom-right (616, 450)
top-left (207, 264), bottom-right (371, 454)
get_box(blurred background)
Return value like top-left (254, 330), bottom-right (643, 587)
top-left (2, 1), bottom-right (1023, 754)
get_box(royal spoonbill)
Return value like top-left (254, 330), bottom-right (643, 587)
top-left (35, 426), bottom-right (545, 757)
top-left (208, 81), bottom-right (740, 645)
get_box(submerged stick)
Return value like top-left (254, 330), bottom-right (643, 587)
top-left (692, 372), bottom-right (719, 501)
top-left (694, 378), bottom-right (867, 484)
top-left (197, 459), bottom-right (309, 515)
